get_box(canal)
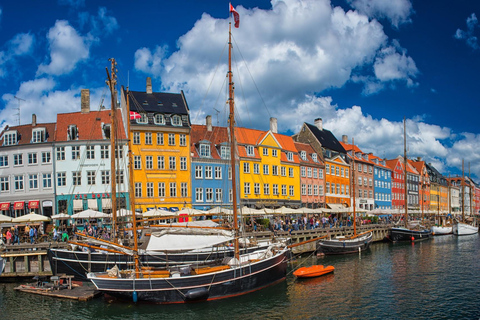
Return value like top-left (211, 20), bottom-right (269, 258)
top-left (2, 234), bottom-right (479, 319)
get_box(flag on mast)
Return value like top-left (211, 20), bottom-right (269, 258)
top-left (130, 111), bottom-right (141, 120)
top-left (229, 3), bottom-right (240, 28)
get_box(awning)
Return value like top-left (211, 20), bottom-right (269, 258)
top-left (0, 203), bottom-right (10, 210)
top-left (28, 200), bottom-right (40, 209)
top-left (102, 199), bottom-right (112, 209)
top-left (14, 201), bottom-right (24, 210)
top-left (87, 199), bottom-right (98, 210)
top-left (73, 199), bottom-right (83, 210)
top-left (327, 203), bottom-right (347, 211)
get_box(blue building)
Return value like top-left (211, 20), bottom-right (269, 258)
top-left (370, 155), bottom-right (392, 210)
top-left (190, 117), bottom-right (239, 210)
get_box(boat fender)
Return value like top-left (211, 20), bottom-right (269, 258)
top-left (133, 291), bottom-right (138, 303)
top-left (411, 236), bottom-right (414, 241)
top-left (184, 288), bottom-right (209, 301)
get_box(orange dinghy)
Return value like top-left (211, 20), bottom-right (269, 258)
top-left (293, 265), bottom-right (334, 278)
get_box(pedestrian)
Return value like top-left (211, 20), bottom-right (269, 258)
top-left (29, 226), bottom-right (35, 244)
top-left (6, 229), bottom-right (12, 245)
top-left (53, 226), bottom-right (58, 241)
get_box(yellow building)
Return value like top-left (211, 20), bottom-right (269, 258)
top-left (236, 123), bottom-right (301, 208)
top-left (120, 78), bottom-right (191, 211)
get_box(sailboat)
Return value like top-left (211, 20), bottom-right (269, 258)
top-left (387, 118), bottom-right (431, 242)
top-left (316, 138), bottom-right (373, 254)
top-left (431, 193), bottom-right (452, 235)
top-left (453, 160), bottom-right (478, 236)
top-left (87, 13), bottom-right (289, 303)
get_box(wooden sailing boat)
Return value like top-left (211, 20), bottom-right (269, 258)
top-left (387, 118), bottom-right (431, 242)
top-left (316, 138), bottom-right (373, 254)
top-left (87, 14), bottom-right (289, 303)
top-left (452, 160), bottom-right (478, 235)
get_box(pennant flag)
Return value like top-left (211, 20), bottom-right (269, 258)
top-left (229, 3), bottom-right (240, 28)
top-left (130, 111), bottom-right (141, 120)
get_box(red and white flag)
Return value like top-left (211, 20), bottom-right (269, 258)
top-left (130, 111), bottom-right (141, 120)
top-left (229, 3), bottom-right (240, 28)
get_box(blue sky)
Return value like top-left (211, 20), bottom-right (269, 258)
top-left (1, 0), bottom-right (480, 179)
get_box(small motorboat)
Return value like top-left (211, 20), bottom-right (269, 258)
top-left (293, 265), bottom-right (334, 278)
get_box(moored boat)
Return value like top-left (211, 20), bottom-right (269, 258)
top-left (430, 225), bottom-right (452, 235)
top-left (317, 231), bottom-right (373, 255)
top-left (293, 265), bottom-right (334, 278)
top-left (387, 227), bottom-right (432, 242)
top-left (452, 221), bottom-right (478, 236)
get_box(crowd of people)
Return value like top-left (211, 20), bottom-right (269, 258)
top-left (1, 224), bottom-right (39, 245)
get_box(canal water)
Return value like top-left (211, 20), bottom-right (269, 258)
top-left (2, 235), bottom-right (480, 319)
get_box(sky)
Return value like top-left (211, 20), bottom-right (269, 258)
top-left (1, 0), bottom-right (480, 179)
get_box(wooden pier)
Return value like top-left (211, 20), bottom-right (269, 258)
top-left (14, 283), bottom-right (101, 301)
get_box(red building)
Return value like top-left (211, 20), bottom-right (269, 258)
top-left (386, 158), bottom-right (405, 209)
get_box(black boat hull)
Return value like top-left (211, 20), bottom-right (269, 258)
top-left (88, 250), bottom-right (288, 304)
top-left (387, 228), bottom-right (432, 242)
top-left (316, 232), bottom-right (373, 255)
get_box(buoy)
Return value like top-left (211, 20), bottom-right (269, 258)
top-left (133, 291), bottom-right (138, 303)
top-left (411, 236), bottom-right (414, 241)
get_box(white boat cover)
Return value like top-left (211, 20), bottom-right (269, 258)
top-left (146, 233), bottom-right (234, 252)
top-left (168, 220), bottom-right (218, 228)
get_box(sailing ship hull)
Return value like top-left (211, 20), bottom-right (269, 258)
top-left (0, 257), bottom-right (4, 276)
top-left (87, 249), bottom-right (288, 303)
top-left (316, 232), bottom-right (373, 255)
top-left (430, 226), bottom-right (452, 235)
top-left (48, 244), bottom-right (270, 281)
top-left (387, 227), bottom-right (432, 242)
top-left (452, 222), bottom-right (478, 236)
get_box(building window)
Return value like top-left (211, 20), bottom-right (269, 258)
top-left (154, 114), bottom-right (165, 125)
top-left (326, 182), bottom-right (330, 194)
top-left (86, 171), bottom-right (95, 185)
top-left (246, 145), bottom-right (254, 156)
top-left (180, 157), bottom-right (187, 170)
top-left (14, 175), bottom-right (24, 190)
top-left (215, 167), bottom-right (222, 179)
top-left (346, 168), bottom-right (349, 177)
top-left (319, 185), bottom-right (324, 195)
top-left (263, 148), bottom-right (268, 156)
top-left (195, 188), bottom-right (203, 202)
top-left (133, 132), bottom-right (141, 144)
top-left (254, 183), bottom-right (260, 195)
top-left (72, 172), bottom-right (81, 186)
top-left (13, 154), bottom-right (22, 166)
top-left (135, 182), bottom-right (142, 198)
top-left (181, 182), bottom-right (188, 198)
top-left (28, 153), bottom-right (38, 164)
top-left (243, 162), bottom-right (250, 174)
top-left (157, 156), bottom-right (165, 169)
top-left (282, 185), bottom-right (287, 196)
top-left (168, 133), bottom-right (175, 146)
top-left (287, 152), bottom-right (293, 161)
top-left (281, 166), bottom-right (286, 177)
top-left (205, 166), bottom-right (213, 179)
top-left (263, 164), bottom-right (269, 175)
top-left (272, 149), bottom-right (278, 157)
top-left (358, 177), bottom-right (362, 186)
top-left (195, 166), bottom-right (203, 179)
top-left (301, 167), bottom-right (306, 177)
top-left (0, 177), bottom-right (10, 192)
top-left (289, 185), bottom-right (294, 197)
top-left (314, 185), bottom-right (318, 195)
top-left (301, 184), bottom-right (306, 196)
top-left (101, 170), bottom-right (110, 185)
top-left (157, 133), bottom-right (164, 145)
top-left (307, 185), bottom-right (312, 196)
top-left (56, 147), bottom-right (65, 161)
top-left (253, 163), bottom-right (260, 174)
top-left (326, 164), bottom-right (330, 174)
top-left (272, 165), bottom-right (278, 176)
top-left (336, 166), bottom-right (339, 176)
top-left (146, 156), bottom-right (153, 169)
top-left (220, 146), bottom-right (230, 159)
top-left (115, 146), bottom-right (123, 159)
top-left (100, 145), bottom-right (109, 159)
top-left (145, 132), bottom-right (152, 145)
top-left (86, 145), bottom-right (95, 159)
top-left (134, 156), bottom-right (141, 169)
top-left (42, 173), bottom-right (52, 188)
top-left (32, 128), bottom-right (45, 143)
top-left (300, 151), bottom-right (306, 160)
top-left (29, 174), bottom-right (38, 189)
top-left (57, 172), bottom-right (66, 186)
top-left (205, 188), bottom-right (213, 202)
top-left (41, 151), bottom-right (51, 164)
top-left (312, 153), bottom-right (318, 162)
top-left (137, 113), bottom-right (148, 124)
top-left (147, 182), bottom-right (154, 197)
top-left (158, 182), bottom-right (165, 197)
top-left (264, 183), bottom-right (270, 195)
top-left (72, 146), bottom-right (80, 160)
top-left (171, 115), bottom-right (182, 126)
top-left (244, 182), bottom-right (250, 195)
top-left (179, 134), bottom-right (187, 146)
top-left (289, 167), bottom-right (294, 178)
top-left (169, 182), bottom-right (177, 197)
top-left (199, 144), bottom-right (210, 157)
top-left (273, 184), bottom-right (279, 195)
top-left (3, 131), bottom-right (17, 146)
top-left (169, 156), bottom-right (176, 170)
top-left (215, 188), bottom-right (222, 202)
top-left (307, 167), bottom-right (312, 178)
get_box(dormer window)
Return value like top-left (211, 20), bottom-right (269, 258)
top-left (157, 101), bottom-right (163, 106)
top-left (171, 115), bottom-right (182, 126)
top-left (246, 145), bottom-right (254, 156)
top-left (154, 114), bottom-right (165, 125)
top-left (67, 125), bottom-right (78, 141)
top-left (287, 152), bottom-right (293, 161)
top-left (137, 113), bottom-right (148, 124)
top-left (220, 146), bottom-right (230, 160)
top-left (142, 100), bottom-right (148, 106)
top-left (32, 128), bottom-right (46, 143)
top-left (172, 103), bottom-right (177, 107)
top-left (300, 151), bottom-right (306, 161)
top-left (199, 143), bottom-right (211, 158)
top-left (102, 124), bottom-right (111, 139)
top-left (312, 153), bottom-right (318, 162)
top-left (3, 131), bottom-right (17, 146)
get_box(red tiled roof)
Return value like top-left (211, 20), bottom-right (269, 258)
top-left (294, 142), bottom-right (323, 166)
top-left (190, 124), bottom-right (229, 159)
top-left (55, 109), bottom-right (125, 142)
top-left (0, 122), bottom-right (56, 145)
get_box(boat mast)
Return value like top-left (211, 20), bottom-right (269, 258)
top-left (403, 117), bottom-right (408, 228)
top-left (107, 58), bottom-right (118, 242)
top-left (462, 159), bottom-right (465, 222)
top-left (228, 22), bottom-right (240, 260)
top-left (352, 138), bottom-right (357, 237)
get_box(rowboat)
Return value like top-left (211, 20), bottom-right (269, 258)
top-left (293, 265), bottom-right (334, 278)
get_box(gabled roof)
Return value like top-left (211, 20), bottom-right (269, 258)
top-left (304, 122), bottom-right (346, 154)
top-left (340, 142), bottom-right (375, 165)
top-left (190, 124), bottom-right (229, 160)
top-left (294, 142), bottom-right (323, 166)
top-left (55, 109), bottom-right (126, 142)
top-left (385, 158), bottom-right (403, 172)
top-left (368, 154), bottom-right (391, 170)
top-left (127, 90), bottom-right (189, 115)
top-left (0, 122), bottom-right (56, 146)
top-left (426, 163), bottom-right (447, 186)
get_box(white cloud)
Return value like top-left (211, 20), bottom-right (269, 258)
top-left (37, 20), bottom-right (91, 76)
top-left (0, 32), bottom-right (35, 78)
top-left (455, 13), bottom-right (480, 50)
top-left (79, 7), bottom-right (119, 36)
top-left (373, 45), bottom-right (418, 84)
top-left (58, 0), bottom-right (85, 8)
top-left (134, 46), bottom-right (167, 76)
top-left (346, 0), bottom-right (414, 28)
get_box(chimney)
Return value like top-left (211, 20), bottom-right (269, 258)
top-left (417, 157), bottom-right (422, 161)
top-left (342, 135), bottom-right (348, 144)
top-left (206, 115), bottom-right (212, 132)
top-left (270, 117), bottom-right (278, 133)
top-left (146, 77), bottom-right (152, 94)
top-left (81, 89), bottom-right (90, 114)
top-left (32, 114), bottom-right (37, 127)
top-left (314, 118), bottom-right (323, 130)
